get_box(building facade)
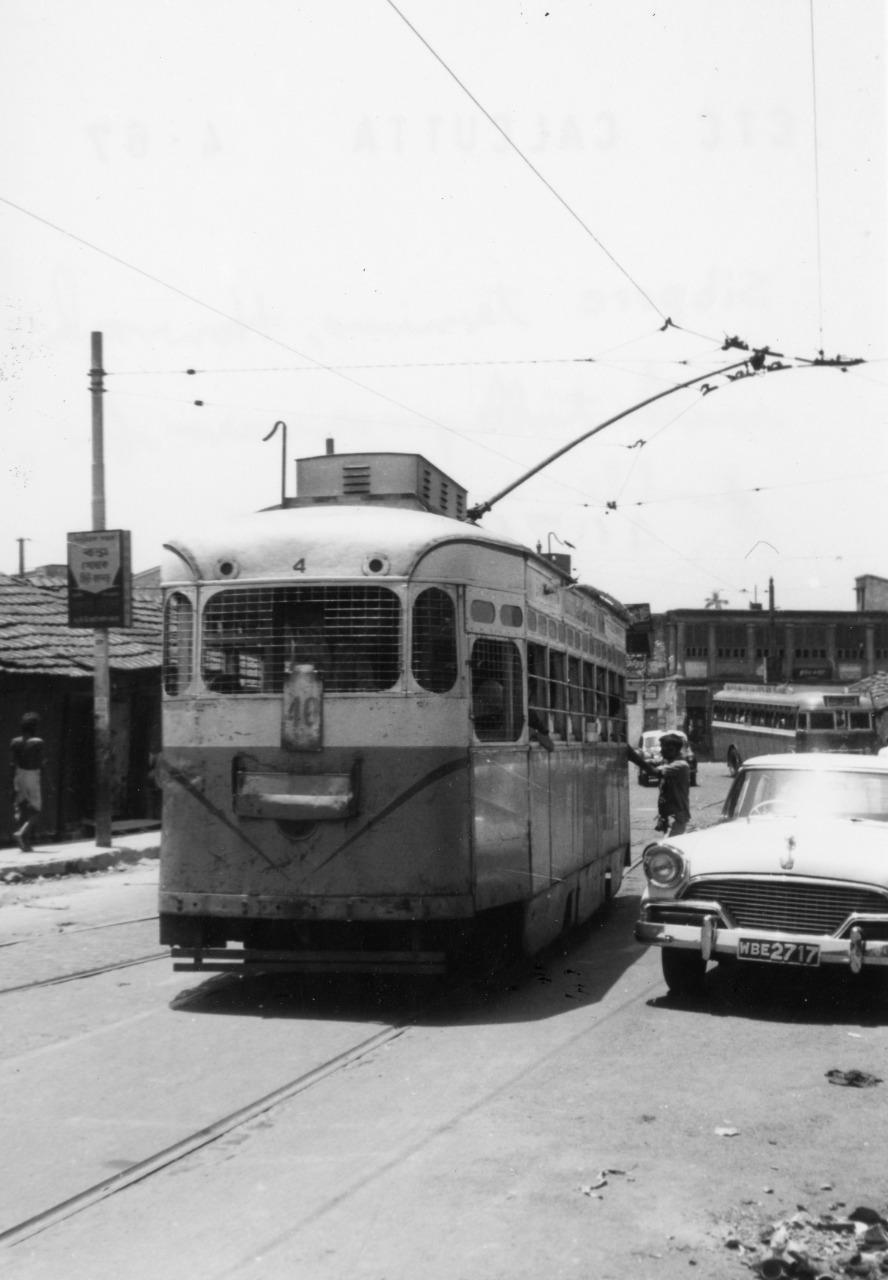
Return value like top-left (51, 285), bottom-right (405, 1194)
top-left (627, 593), bottom-right (888, 755)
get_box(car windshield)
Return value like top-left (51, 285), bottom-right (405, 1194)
top-left (727, 767), bottom-right (888, 822)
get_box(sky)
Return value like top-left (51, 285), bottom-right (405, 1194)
top-left (1, 0), bottom-right (885, 613)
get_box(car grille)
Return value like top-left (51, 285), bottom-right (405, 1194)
top-left (680, 877), bottom-right (888, 935)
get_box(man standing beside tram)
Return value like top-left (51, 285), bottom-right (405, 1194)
top-left (627, 732), bottom-right (691, 836)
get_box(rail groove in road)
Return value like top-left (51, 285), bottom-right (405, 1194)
top-left (0, 1019), bottom-right (412, 1249)
top-left (0, 951), bottom-right (169, 997)
top-left (0, 915), bottom-right (158, 950)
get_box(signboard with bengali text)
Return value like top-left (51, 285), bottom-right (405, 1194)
top-left (67, 530), bottom-right (132, 628)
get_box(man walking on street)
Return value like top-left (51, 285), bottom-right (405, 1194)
top-left (10, 711), bottom-right (45, 852)
top-left (627, 732), bottom-right (691, 836)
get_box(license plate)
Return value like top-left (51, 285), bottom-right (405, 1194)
top-left (738, 938), bottom-right (821, 966)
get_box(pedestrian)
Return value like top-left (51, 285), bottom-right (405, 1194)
top-left (10, 711), bottom-right (45, 852)
top-left (627, 731), bottom-right (691, 836)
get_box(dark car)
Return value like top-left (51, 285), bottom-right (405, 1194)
top-left (636, 729), bottom-right (697, 787)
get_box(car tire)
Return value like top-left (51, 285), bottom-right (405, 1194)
top-left (727, 746), bottom-right (742, 778)
top-left (661, 947), bottom-right (707, 997)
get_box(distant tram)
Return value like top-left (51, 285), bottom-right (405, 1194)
top-left (158, 452), bottom-right (631, 975)
top-left (712, 682), bottom-right (877, 776)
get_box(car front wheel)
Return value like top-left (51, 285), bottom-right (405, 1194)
top-left (661, 947), bottom-right (707, 997)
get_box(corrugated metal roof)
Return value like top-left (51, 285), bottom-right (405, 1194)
top-left (0, 574), bottom-right (160, 677)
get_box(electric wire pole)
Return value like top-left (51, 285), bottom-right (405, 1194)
top-left (90, 331), bottom-right (112, 848)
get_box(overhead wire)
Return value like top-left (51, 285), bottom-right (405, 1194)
top-left (0, 194), bottom-right (518, 467)
top-left (382, 0), bottom-right (669, 325)
top-left (808, 0), bottom-right (826, 348)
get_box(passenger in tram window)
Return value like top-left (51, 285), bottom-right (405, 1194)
top-left (472, 672), bottom-right (506, 739)
top-left (284, 607), bottom-right (332, 679)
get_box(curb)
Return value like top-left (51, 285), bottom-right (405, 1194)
top-left (0, 841), bottom-right (161, 884)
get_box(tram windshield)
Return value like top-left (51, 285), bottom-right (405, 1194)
top-left (199, 586), bottom-right (401, 693)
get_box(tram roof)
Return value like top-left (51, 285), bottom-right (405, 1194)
top-left (162, 503), bottom-right (547, 585)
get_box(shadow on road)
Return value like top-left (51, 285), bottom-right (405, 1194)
top-left (646, 958), bottom-right (888, 1027)
top-left (168, 887), bottom-right (648, 1027)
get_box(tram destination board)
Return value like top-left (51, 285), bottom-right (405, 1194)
top-left (67, 529), bottom-right (133, 628)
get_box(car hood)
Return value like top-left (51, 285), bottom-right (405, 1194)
top-left (664, 817), bottom-right (888, 883)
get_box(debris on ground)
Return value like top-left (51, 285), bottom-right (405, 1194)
top-left (579, 1168), bottom-right (631, 1198)
top-left (825, 1068), bottom-right (883, 1088)
top-left (721, 1199), bottom-right (888, 1277)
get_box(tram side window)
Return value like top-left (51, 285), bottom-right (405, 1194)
top-left (568, 656), bottom-right (583, 740)
top-left (412, 587), bottom-right (457, 692)
top-left (527, 643), bottom-right (549, 734)
top-left (608, 670), bottom-right (626, 742)
top-left (809, 711), bottom-right (834, 730)
top-left (162, 592), bottom-right (194, 695)
top-left (548, 651), bottom-right (569, 738)
top-left (582, 661), bottom-right (601, 740)
top-left (470, 638), bottom-right (524, 742)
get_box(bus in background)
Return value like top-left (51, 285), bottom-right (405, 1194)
top-left (158, 451), bottom-right (632, 977)
top-left (712, 683), bottom-right (877, 776)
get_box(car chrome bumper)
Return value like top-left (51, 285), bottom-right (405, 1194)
top-left (635, 905), bottom-right (888, 970)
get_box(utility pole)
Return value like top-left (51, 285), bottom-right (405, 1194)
top-left (90, 331), bottom-right (112, 848)
top-left (767, 577), bottom-right (777, 685)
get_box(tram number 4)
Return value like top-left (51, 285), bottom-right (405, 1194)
top-left (292, 558), bottom-right (306, 572)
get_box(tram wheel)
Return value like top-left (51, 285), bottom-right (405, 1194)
top-left (726, 745), bottom-right (742, 777)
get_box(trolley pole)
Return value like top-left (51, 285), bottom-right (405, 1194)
top-left (90, 331), bottom-right (113, 848)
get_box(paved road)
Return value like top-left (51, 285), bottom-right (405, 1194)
top-left (3, 763), bottom-right (887, 1280)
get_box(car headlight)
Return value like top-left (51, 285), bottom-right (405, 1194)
top-left (643, 843), bottom-right (687, 890)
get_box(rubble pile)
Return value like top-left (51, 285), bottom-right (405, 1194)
top-left (729, 1204), bottom-right (888, 1278)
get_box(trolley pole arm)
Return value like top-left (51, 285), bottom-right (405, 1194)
top-left (466, 347), bottom-right (862, 523)
top-left (467, 356), bottom-right (759, 522)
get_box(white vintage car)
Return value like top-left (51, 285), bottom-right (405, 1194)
top-left (635, 753), bottom-right (888, 996)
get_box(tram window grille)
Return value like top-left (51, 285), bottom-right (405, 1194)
top-left (162, 592), bottom-right (194, 694)
top-left (568, 655), bottom-right (583, 739)
top-left (607, 669), bottom-right (626, 742)
top-left (548, 650), bottom-right (569, 738)
top-left (200, 586), bottom-right (401, 694)
top-left (527, 642), bottom-right (548, 734)
top-left (412, 587), bottom-right (457, 692)
top-left (470, 637), bottom-right (524, 741)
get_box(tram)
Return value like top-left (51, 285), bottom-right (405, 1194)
top-left (158, 451), bottom-right (631, 975)
top-left (712, 683), bottom-right (877, 776)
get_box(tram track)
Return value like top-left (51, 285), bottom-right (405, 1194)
top-left (0, 915), bottom-right (158, 950)
top-left (0, 1016), bottom-right (413, 1249)
top-left (0, 950), bottom-right (169, 997)
top-left (1, 934), bottom-right (661, 1256)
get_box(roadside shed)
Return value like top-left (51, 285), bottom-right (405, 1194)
top-left (0, 572), bottom-right (162, 845)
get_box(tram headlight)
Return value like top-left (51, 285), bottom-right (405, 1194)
top-left (643, 844), bottom-right (687, 890)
